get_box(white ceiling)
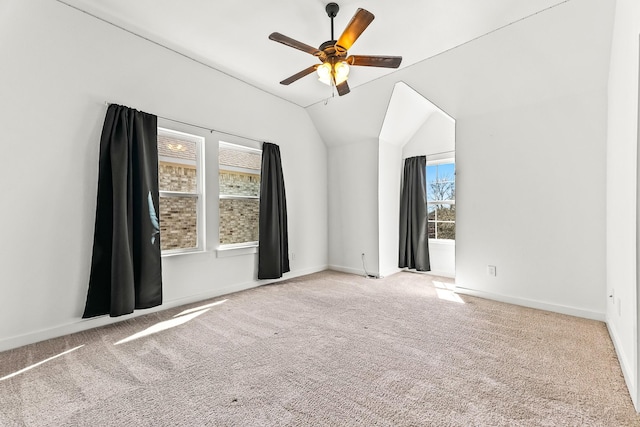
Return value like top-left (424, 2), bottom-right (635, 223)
top-left (59, 0), bottom-right (567, 108)
top-left (379, 82), bottom-right (448, 147)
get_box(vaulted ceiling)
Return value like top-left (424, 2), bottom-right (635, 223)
top-left (56, 0), bottom-right (614, 149)
top-left (59, 0), bottom-right (574, 108)
top-left (306, 0), bottom-right (614, 146)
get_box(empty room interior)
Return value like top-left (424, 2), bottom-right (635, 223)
top-left (2, 0), bottom-right (640, 425)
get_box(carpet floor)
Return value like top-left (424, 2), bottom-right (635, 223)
top-left (0, 270), bottom-right (638, 426)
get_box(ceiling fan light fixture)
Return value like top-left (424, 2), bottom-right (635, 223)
top-left (334, 60), bottom-right (350, 85)
top-left (317, 61), bottom-right (349, 86)
top-left (317, 62), bottom-right (332, 85)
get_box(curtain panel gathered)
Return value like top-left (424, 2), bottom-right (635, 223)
top-left (399, 155), bottom-right (431, 271)
top-left (258, 142), bottom-right (290, 279)
top-left (83, 104), bottom-right (163, 318)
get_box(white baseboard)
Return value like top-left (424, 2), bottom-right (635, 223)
top-left (421, 270), bottom-right (455, 279)
top-left (379, 268), bottom-right (402, 278)
top-left (0, 265), bottom-right (328, 353)
top-left (328, 264), bottom-right (372, 277)
top-left (329, 265), bottom-right (454, 280)
top-left (454, 286), bottom-right (606, 322)
top-left (395, 268), bottom-right (455, 279)
top-left (606, 317), bottom-right (637, 410)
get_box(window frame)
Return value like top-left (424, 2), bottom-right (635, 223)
top-left (157, 127), bottom-right (206, 256)
top-left (426, 158), bottom-right (456, 242)
top-left (217, 140), bottom-right (262, 249)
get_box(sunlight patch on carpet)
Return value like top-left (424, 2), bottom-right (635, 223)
top-left (173, 299), bottom-right (227, 318)
top-left (115, 309), bottom-right (210, 345)
top-left (435, 288), bottom-right (465, 304)
top-left (433, 281), bottom-right (464, 304)
top-left (0, 345), bottom-right (85, 381)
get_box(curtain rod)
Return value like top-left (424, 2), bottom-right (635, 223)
top-left (104, 101), bottom-right (265, 144)
top-left (426, 150), bottom-right (455, 158)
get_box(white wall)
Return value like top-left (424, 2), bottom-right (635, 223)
top-left (328, 140), bottom-right (380, 276)
top-left (455, 89), bottom-right (607, 320)
top-left (403, 112), bottom-right (455, 159)
top-left (378, 140), bottom-right (402, 277)
top-left (403, 112), bottom-right (456, 278)
top-left (606, 0), bottom-right (640, 408)
top-left (0, 0), bottom-right (328, 351)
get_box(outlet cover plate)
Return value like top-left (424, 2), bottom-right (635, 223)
top-left (487, 265), bottom-right (496, 277)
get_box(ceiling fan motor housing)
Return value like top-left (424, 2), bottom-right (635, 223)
top-left (325, 3), bottom-right (339, 18)
top-left (319, 40), bottom-right (347, 64)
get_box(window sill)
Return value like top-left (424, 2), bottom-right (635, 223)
top-left (161, 249), bottom-right (206, 258)
top-left (429, 239), bottom-right (456, 245)
top-left (216, 244), bottom-right (258, 258)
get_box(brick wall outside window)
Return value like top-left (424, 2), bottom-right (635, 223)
top-left (160, 196), bottom-right (197, 250)
top-left (219, 171), bottom-right (259, 197)
top-left (158, 131), bottom-right (201, 252)
top-left (159, 163), bottom-right (197, 193)
top-left (219, 198), bottom-right (259, 245)
top-left (219, 143), bottom-right (261, 246)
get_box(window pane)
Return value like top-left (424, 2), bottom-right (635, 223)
top-left (426, 161), bottom-right (455, 241)
top-left (158, 135), bottom-right (197, 192)
top-left (159, 196), bottom-right (197, 250)
top-left (426, 165), bottom-right (437, 181)
top-left (439, 163), bottom-right (455, 201)
top-left (428, 221), bottom-right (436, 239)
top-left (436, 204), bottom-right (456, 222)
top-left (437, 222), bottom-right (456, 240)
top-left (426, 162), bottom-right (455, 201)
top-left (438, 163), bottom-right (455, 179)
top-left (219, 171), bottom-right (260, 197)
top-left (219, 147), bottom-right (261, 171)
top-left (429, 176), bottom-right (455, 201)
top-left (159, 163), bottom-right (197, 193)
top-left (427, 204), bottom-right (436, 221)
top-left (426, 165), bottom-right (437, 201)
top-left (219, 198), bottom-right (259, 245)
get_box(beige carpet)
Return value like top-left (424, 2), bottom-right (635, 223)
top-left (0, 270), bottom-right (638, 426)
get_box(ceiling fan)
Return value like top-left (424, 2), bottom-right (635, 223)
top-left (269, 3), bottom-right (402, 96)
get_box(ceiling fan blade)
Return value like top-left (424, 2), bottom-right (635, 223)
top-left (347, 55), bottom-right (402, 68)
top-left (336, 8), bottom-right (375, 51)
top-left (269, 32), bottom-right (323, 57)
top-left (280, 65), bottom-right (319, 85)
top-left (336, 80), bottom-right (350, 96)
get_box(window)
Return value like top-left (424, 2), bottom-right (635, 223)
top-left (157, 128), bottom-right (205, 254)
top-left (426, 160), bottom-right (455, 240)
top-left (218, 142), bottom-right (261, 247)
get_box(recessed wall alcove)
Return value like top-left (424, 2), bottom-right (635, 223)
top-left (378, 82), bottom-right (456, 278)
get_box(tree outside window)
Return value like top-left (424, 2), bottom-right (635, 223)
top-left (426, 162), bottom-right (455, 240)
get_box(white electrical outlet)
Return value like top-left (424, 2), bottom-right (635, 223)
top-left (487, 265), bottom-right (496, 277)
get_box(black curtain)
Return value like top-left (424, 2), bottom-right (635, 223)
top-left (258, 142), bottom-right (290, 279)
top-left (83, 104), bottom-right (163, 318)
top-left (399, 156), bottom-right (431, 271)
